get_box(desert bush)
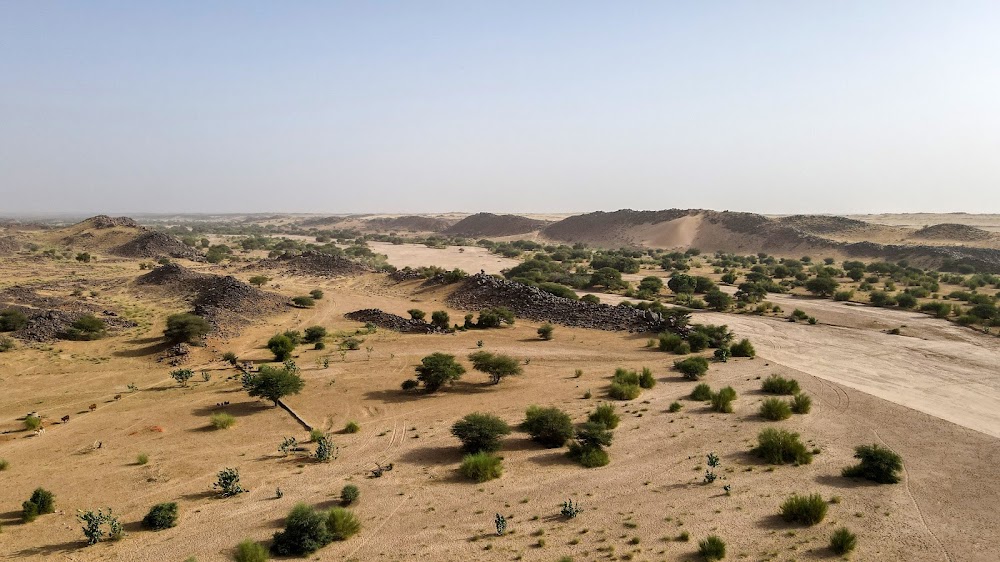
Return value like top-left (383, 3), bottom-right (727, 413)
top-left (698, 535), bottom-right (726, 561)
top-left (0, 458), bottom-right (9, 471)
top-left (77, 508), bottom-right (123, 545)
top-left (400, 379), bottom-right (419, 391)
top-left (752, 428), bottom-right (812, 465)
top-left (309, 289), bottom-right (324, 300)
top-left (137, 453), bottom-right (149, 465)
top-left (235, 539), bottom-right (270, 562)
top-left (142, 502), bottom-right (178, 530)
top-left (309, 428), bottom-right (326, 442)
top-left (292, 296), bottom-right (315, 308)
top-left (588, 403), bottom-right (620, 429)
top-left (790, 393), bottom-right (812, 414)
top-left (684, 380), bottom-right (714, 401)
top-left (760, 397), bottom-right (792, 420)
top-left (248, 275), bottom-right (270, 287)
top-left (168, 368), bottom-right (193, 386)
top-left (21, 488), bottom-right (55, 522)
top-left (343, 421), bottom-right (360, 433)
top-left (222, 351), bottom-right (239, 365)
top-left (780, 493), bottom-right (828, 525)
top-left (327, 507), bottom-right (361, 540)
top-left (521, 406), bottom-right (574, 448)
top-left (704, 289), bottom-right (733, 311)
top-left (829, 528), bottom-right (858, 555)
top-left (415, 353), bottom-right (465, 391)
top-left (430, 310), bottom-right (450, 329)
top-left (22, 499), bottom-right (39, 522)
top-left (537, 323), bottom-right (554, 340)
top-left (0, 309), bottom-right (28, 331)
top-left (267, 334), bottom-right (296, 361)
top-left (609, 381), bottom-right (641, 400)
top-left (894, 292), bottom-right (917, 309)
top-left (687, 331), bottom-right (710, 352)
top-left (674, 356), bottom-right (709, 379)
top-left (729, 338), bottom-right (755, 357)
top-left (303, 326), bottom-right (327, 344)
top-left (469, 351), bottom-right (522, 384)
top-left (668, 401), bottom-right (683, 412)
top-left (638, 367), bottom-right (656, 389)
top-left (407, 309), bottom-right (426, 321)
top-left (64, 314), bottom-right (106, 340)
top-left (869, 291), bottom-right (895, 307)
top-left (713, 346), bottom-right (730, 362)
top-left (164, 313), bottom-right (211, 344)
top-left (476, 307), bottom-right (515, 328)
top-left (842, 444), bottom-right (903, 484)
top-left (0, 335), bottom-right (14, 352)
top-left (805, 276), bottom-right (838, 296)
top-left (244, 365), bottom-right (304, 406)
top-left (658, 333), bottom-right (683, 352)
top-left (341, 336), bottom-right (362, 350)
top-left (340, 484), bottom-right (360, 505)
top-left (459, 452), bottom-right (504, 482)
top-left (581, 294), bottom-right (600, 304)
top-left (271, 503), bottom-right (332, 556)
top-left (451, 413), bottom-right (511, 453)
top-left (710, 387), bottom-right (737, 413)
top-left (761, 374), bottom-right (799, 395)
top-left (211, 412), bottom-right (236, 429)
top-left (833, 290), bottom-right (855, 302)
top-left (24, 414), bottom-right (42, 430)
top-left (214, 467), bottom-right (246, 497)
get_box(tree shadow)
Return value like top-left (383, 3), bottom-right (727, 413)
top-left (9, 539), bottom-right (83, 558)
top-left (397, 444), bottom-right (462, 467)
top-left (178, 490), bottom-right (217, 502)
top-left (191, 402), bottom-right (264, 417)
top-left (112, 339), bottom-right (173, 358)
top-left (526, 450), bottom-right (576, 468)
top-left (815, 473), bottom-right (876, 490)
top-left (362, 388), bottom-right (425, 405)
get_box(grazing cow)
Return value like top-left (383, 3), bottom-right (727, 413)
top-left (34, 428), bottom-right (45, 436)
top-left (61, 415), bottom-right (70, 423)
top-left (114, 394), bottom-right (122, 401)
top-left (89, 404), bottom-right (97, 412)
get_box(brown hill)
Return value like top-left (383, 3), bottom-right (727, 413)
top-left (443, 213), bottom-right (547, 237)
top-left (364, 215), bottom-right (454, 232)
top-left (109, 231), bottom-right (200, 260)
top-left (911, 223), bottom-right (994, 242)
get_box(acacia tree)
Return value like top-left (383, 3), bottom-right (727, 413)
top-left (415, 353), bottom-right (465, 392)
top-left (468, 351), bottom-right (522, 384)
top-left (245, 365), bottom-right (305, 406)
top-left (164, 313), bottom-right (211, 344)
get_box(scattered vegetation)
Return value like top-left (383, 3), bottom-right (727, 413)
top-left (759, 397), bottom-right (792, 420)
top-left (752, 428), bottom-right (813, 465)
top-left (780, 493), bottom-right (828, 525)
top-left (761, 374), bottom-right (799, 395)
top-left (829, 527), bottom-right (858, 555)
top-left (459, 452), bottom-right (504, 482)
top-left (142, 502), bottom-right (179, 530)
top-left (842, 444), bottom-right (903, 484)
top-left (521, 405), bottom-right (574, 448)
top-left (451, 413), bottom-right (512, 453)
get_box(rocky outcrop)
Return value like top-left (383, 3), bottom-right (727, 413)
top-left (344, 309), bottom-right (445, 334)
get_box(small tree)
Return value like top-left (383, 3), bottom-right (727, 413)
top-left (164, 313), bottom-right (211, 344)
top-left (521, 405), bottom-right (574, 448)
top-left (267, 334), bottom-right (296, 361)
top-left (78, 508), bottom-right (123, 545)
top-left (430, 310), bottom-right (450, 329)
top-left (340, 484), bottom-right (360, 505)
top-left (170, 368), bottom-right (194, 386)
top-left (415, 353), bottom-right (465, 392)
top-left (271, 503), bottom-right (332, 556)
top-left (64, 314), bottom-right (106, 340)
top-left (537, 323), bottom-right (554, 340)
top-left (0, 309), bottom-right (28, 331)
top-left (245, 365), bottom-right (305, 406)
top-left (842, 444), bottom-right (903, 484)
top-left (674, 356), bottom-right (709, 379)
top-left (142, 502), bottom-right (178, 530)
top-left (292, 296), bottom-right (315, 308)
top-left (303, 326), bottom-right (327, 344)
top-left (568, 422), bottom-right (613, 468)
top-left (452, 413), bottom-right (511, 453)
top-left (407, 309), bottom-right (426, 321)
top-left (249, 275), bottom-right (270, 287)
top-left (805, 276), bottom-right (839, 296)
top-left (469, 351), bottom-right (523, 384)
top-left (704, 290), bottom-right (733, 311)
top-left (476, 307), bottom-right (515, 328)
top-left (588, 403), bottom-right (620, 429)
top-left (213, 467), bottom-right (246, 497)
top-left (309, 289), bottom-right (324, 300)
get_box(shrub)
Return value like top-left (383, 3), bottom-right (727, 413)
top-left (805, 276), bottom-right (839, 296)
top-left (245, 365), bottom-right (305, 406)
top-left (690, 383), bottom-right (713, 401)
top-left (24, 414), bottom-right (42, 430)
top-left (760, 397), bottom-right (792, 420)
top-left (309, 289), bottom-right (324, 300)
top-left (588, 403), bottom-right (620, 429)
top-left (143, 502), bottom-right (179, 530)
top-left (267, 334), bottom-right (296, 361)
top-left (303, 326), bottom-right (327, 344)
top-left (675, 341), bottom-right (692, 355)
top-left (309, 428), bottom-right (326, 442)
top-left (137, 453), bottom-right (149, 465)
top-left (407, 309), bottom-right (426, 321)
top-left (64, 314), bottom-right (106, 340)
top-left (638, 367), bottom-right (656, 389)
top-left (674, 356), bottom-right (709, 379)
top-left (77, 508), bottom-right (123, 544)
top-left (400, 379), bottom-right (419, 391)
top-left (0, 308), bottom-right (28, 331)
top-left (327, 507), bottom-right (361, 540)
top-left (609, 381), bottom-right (641, 400)
top-left (567, 441), bottom-right (611, 468)
top-left (170, 368), bottom-right (194, 386)
top-left (468, 351), bottom-right (522, 384)
top-left (22, 500), bottom-right (39, 522)
top-left (698, 535), bottom-right (726, 561)
top-left (248, 275), bottom-right (270, 287)
top-left (761, 374), bottom-right (799, 395)
top-left (430, 310), bottom-right (450, 329)
top-left (222, 351), bottom-right (239, 365)
top-left (752, 428), bottom-right (812, 465)
top-left (235, 539), bottom-right (270, 562)
top-left (729, 338), bottom-right (755, 357)
top-left (459, 452), bottom-right (504, 482)
top-left (28, 488), bottom-right (54, 512)
top-left (581, 294), bottom-right (600, 304)
top-left (476, 306), bottom-right (515, 328)
top-left (214, 467), bottom-right (246, 497)
top-left (830, 527), bottom-right (858, 555)
top-left (451, 413), bottom-right (511, 453)
top-left (790, 393), bottom-right (812, 414)
top-left (271, 503), bottom-right (332, 556)
top-left (842, 444), bottom-right (903, 484)
top-left (211, 412), bottom-right (236, 429)
top-left (869, 291), bottom-right (895, 307)
top-left (713, 346), bottom-right (730, 362)
top-left (341, 336), bottom-right (362, 350)
top-left (780, 493), bottom-right (828, 525)
top-left (164, 313), bottom-right (211, 344)
top-left (0, 458), bottom-right (9, 471)
top-left (658, 333), bottom-right (683, 352)
top-left (343, 421), bottom-right (360, 433)
top-left (521, 406), bottom-right (574, 448)
top-left (537, 323), bottom-right (554, 340)
top-left (0, 335), bottom-right (14, 352)
top-left (710, 387), bottom-right (737, 413)
top-left (833, 290), bottom-right (854, 302)
top-left (340, 484), bottom-right (360, 505)
top-left (292, 296), bottom-right (315, 308)
top-left (415, 353), bottom-right (465, 392)
top-left (668, 401), bottom-right (683, 412)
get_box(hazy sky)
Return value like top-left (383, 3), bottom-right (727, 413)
top-left (2, 1), bottom-right (1000, 215)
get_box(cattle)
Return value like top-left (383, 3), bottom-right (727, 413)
top-left (114, 394), bottom-right (122, 401)
top-left (89, 404), bottom-right (97, 412)
top-left (61, 415), bottom-right (70, 423)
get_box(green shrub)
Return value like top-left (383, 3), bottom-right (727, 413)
top-left (327, 507), bottom-right (361, 540)
top-left (211, 412), bottom-right (236, 429)
top-left (521, 406), bottom-right (574, 448)
top-left (761, 374), bottom-right (799, 395)
top-left (668, 401), bottom-right (683, 413)
top-left (164, 313), bottom-right (211, 344)
top-left (609, 381), bottom-right (641, 400)
top-left (780, 493), bottom-right (828, 525)
top-left (833, 290), bottom-right (855, 302)
top-left (687, 331), bottom-right (709, 352)
top-left (235, 539), bottom-right (270, 562)
top-left (430, 310), bottom-right (450, 329)
top-left (267, 334), bottom-right (296, 361)
top-left (309, 428), bottom-right (326, 442)
top-left (729, 338), bottom-right (755, 357)
top-left (29, 488), bottom-right (54, 513)
top-left (658, 333), bottom-right (683, 352)
top-left (340, 484), bottom-right (360, 505)
top-left (271, 503), bottom-right (332, 556)
top-left (221, 351), bottom-right (239, 365)
top-left (829, 527), bottom-right (858, 555)
top-left (407, 309), bottom-right (426, 321)
top-left (690, 383), bottom-right (713, 401)
top-left (638, 367), bottom-right (656, 389)
top-left (142, 502), bottom-right (178, 530)
top-left (24, 414), bottom-right (41, 430)
top-left (343, 420), bottom-right (360, 433)
top-left (400, 379), bottom-right (419, 391)
top-left (469, 351), bottom-right (522, 384)
top-left (137, 453), bottom-right (149, 465)
top-left (710, 387), bottom-right (736, 413)
top-left (0, 308), bottom-right (28, 331)
top-left (476, 306), bottom-right (515, 328)
top-left (842, 444), bottom-right (902, 484)
top-left (245, 365), bottom-right (305, 406)
top-left (451, 413), bottom-right (511, 453)
top-left (0, 458), bottom-right (9, 471)
top-left (760, 397), bottom-right (792, 420)
top-left (752, 428), bottom-right (812, 465)
top-left (22, 500), bottom-right (39, 522)
top-left (459, 452), bottom-right (504, 481)
top-left (292, 296), bottom-right (315, 308)
top-left (309, 289), bottom-right (324, 300)
top-left (0, 335), bottom-right (14, 352)
top-left (64, 314), bottom-right (106, 340)
top-left (303, 326), bottom-right (327, 344)
top-left (675, 341), bottom-right (692, 355)
top-left (415, 352), bottom-right (465, 392)
top-left (588, 403), bottom-right (620, 429)
top-left (698, 535), bottom-right (726, 561)
top-left (790, 393), bottom-right (812, 414)
top-left (674, 356), bottom-right (709, 379)
top-left (567, 442), bottom-right (610, 468)
top-left (537, 323), bottom-right (554, 340)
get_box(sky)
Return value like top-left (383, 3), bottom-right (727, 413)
top-left (2, 1), bottom-right (1000, 216)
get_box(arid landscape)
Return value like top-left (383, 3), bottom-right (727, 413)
top-left (1, 211), bottom-right (998, 562)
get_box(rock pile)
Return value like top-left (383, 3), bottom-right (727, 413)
top-left (6, 308), bottom-right (137, 343)
top-left (86, 215), bottom-right (141, 229)
top-left (110, 231), bottom-right (200, 260)
top-left (444, 213), bottom-right (547, 237)
top-left (257, 251), bottom-right (373, 277)
top-left (157, 343), bottom-right (190, 366)
top-left (0, 236), bottom-right (20, 255)
top-left (344, 309), bottom-right (444, 334)
top-left (447, 274), bottom-right (676, 333)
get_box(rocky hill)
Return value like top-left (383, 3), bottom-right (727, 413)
top-left (443, 213), bottom-right (547, 237)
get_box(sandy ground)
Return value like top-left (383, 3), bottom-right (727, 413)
top-left (1, 257), bottom-right (999, 561)
top-left (367, 242), bottom-right (521, 275)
